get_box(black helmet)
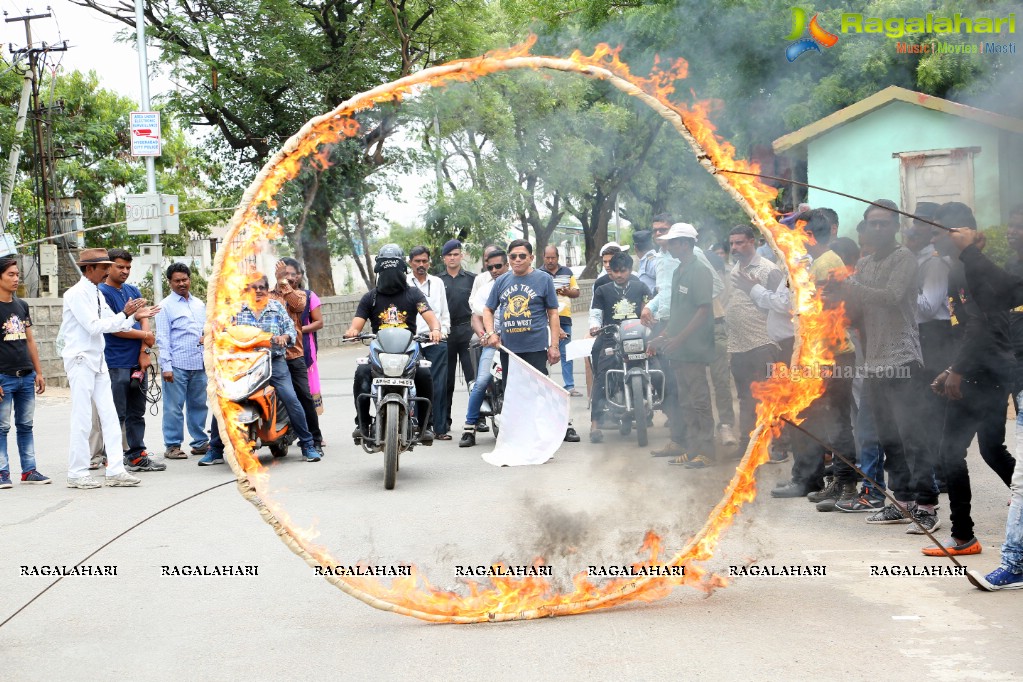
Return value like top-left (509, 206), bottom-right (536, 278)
top-left (377, 243), bottom-right (404, 260)
top-left (374, 243), bottom-right (407, 274)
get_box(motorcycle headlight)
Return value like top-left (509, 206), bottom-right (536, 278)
top-left (379, 353), bottom-right (407, 377)
top-left (622, 339), bottom-right (645, 353)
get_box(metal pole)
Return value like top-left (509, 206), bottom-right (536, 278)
top-left (135, 0), bottom-right (162, 302)
top-left (0, 71), bottom-right (32, 230)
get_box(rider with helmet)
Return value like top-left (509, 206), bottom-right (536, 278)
top-left (344, 244), bottom-right (444, 442)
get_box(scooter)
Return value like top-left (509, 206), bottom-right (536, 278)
top-left (347, 328), bottom-right (433, 490)
top-left (596, 319), bottom-right (664, 448)
top-left (213, 325), bottom-right (296, 459)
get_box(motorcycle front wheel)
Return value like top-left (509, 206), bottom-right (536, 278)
top-left (384, 402), bottom-right (399, 490)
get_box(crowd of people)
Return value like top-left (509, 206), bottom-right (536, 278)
top-left (3, 200), bottom-right (1023, 591)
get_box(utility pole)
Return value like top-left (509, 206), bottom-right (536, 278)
top-left (134, 0), bottom-right (161, 302)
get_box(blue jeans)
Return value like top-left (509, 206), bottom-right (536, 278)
top-left (559, 323), bottom-right (574, 390)
top-left (855, 382), bottom-right (885, 492)
top-left (270, 355), bottom-right (313, 448)
top-left (1003, 393), bottom-right (1023, 573)
top-left (422, 343), bottom-right (449, 434)
top-left (464, 346), bottom-right (496, 427)
top-left (109, 367), bottom-right (148, 458)
top-left (161, 367), bottom-right (210, 449)
top-left (0, 372), bottom-right (37, 474)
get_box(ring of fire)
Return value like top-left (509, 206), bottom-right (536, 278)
top-left (206, 37), bottom-right (847, 623)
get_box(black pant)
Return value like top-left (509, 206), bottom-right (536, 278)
top-left (110, 366), bottom-right (147, 459)
top-left (940, 381), bottom-right (1016, 540)
top-left (445, 322), bottom-right (475, 427)
top-left (209, 415), bottom-right (224, 455)
top-left (789, 353), bottom-right (857, 487)
top-left (590, 342), bottom-right (617, 424)
top-left (919, 320), bottom-right (957, 480)
top-left (500, 349), bottom-right (548, 381)
top-left (287, 357), bottom-right (322, 445)
top-left (730, 343), bottom-right (776, 449)
top-left (354, 364), bottom-right (433, 433)
top-left (867, 363), bottom-right (938, 505)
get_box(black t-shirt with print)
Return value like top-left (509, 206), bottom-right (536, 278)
top-left (0, 298), bottom-right (32, 372)
top-left (591, 279), bottom-right (651, 353)
top-left (356, 287), bottom-right (432, 333)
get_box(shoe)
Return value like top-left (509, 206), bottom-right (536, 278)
top-left (564, 427), bottom-right (581, 443)
top-left (164, 445), bottom-right (187, 460)
top-left (420, 429), bottom-right (435, 445)
top-left (475, 422), bottom-right (490, 433)
top-left (589, 429), bottom-right (604, 444)
top-left (717, 424), bottom-right (737, 446)
top-left (191, 443), bottom-right (210, 456)
top-left (771, 481), bottom-right (812, 498)
top-left (459, 431), bottom-right (476, 448)
top-left (906, 507), bottom-right (941, 535)
top-left (684, 454), bottom-right (713, 469)
top-left (651, 441), bottom-right (687, 458)
top-left (0, 471), bottom-right (11, 489)
top-left (198, 451), bottom-right (225, 466)
top-left (835, 488), bottom-right (886, 513)
top-left (125, 454), bottom-right (167, 472)
top-left (67, 476), bottom-right (101, 489)
top-left (104, 472), bottom-right (141, 487)
top-left (977, 566), bottom-right (1023, 590)
top-left (668, 454), bottom-right (693, 466)
top-left (865, 503), bottom-right (912, 525)
top-left (88, 455), bottom-right (106, 470)
top-left (818, 481), bottom-right (857, 512)
top-left (301, 446), bottom-right (321, 462)
top-left (435, 433), bottom-right (453, 441)
top-left (315, 444), bottom-right (325, 459)
top-left (21, 470), bottom-right (51, 485)
top-left (921, 536), bottom-right (981, 557)
top-left (816, 498), bottom-right (838, 512)
top-left (807, 477), bottom-right (838, 503)
top-left (569, 389), bottom-right (583, 397)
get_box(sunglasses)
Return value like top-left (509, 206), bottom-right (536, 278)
top-left (249, 284), bottom-right (268, 291)
top-left (485, 263), bottom-right (505, 272)
top-left (508, 253), bottom-right (530, 261)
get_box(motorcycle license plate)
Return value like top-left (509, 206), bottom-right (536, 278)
top-left (627, 353), bottom-right (647, 361)
top-left (372, 377), bottom-right (414, 386)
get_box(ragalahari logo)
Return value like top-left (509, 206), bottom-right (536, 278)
top-left (786, 7), bottom-right (840, 61)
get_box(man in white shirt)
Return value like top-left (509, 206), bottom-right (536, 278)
top-left (408, 246), bottom-right (452, 439)
top-left (62, 249), bottom-right (160, 489)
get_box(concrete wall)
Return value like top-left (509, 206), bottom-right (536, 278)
top-left (805, 101), bottom-right (1011, 236)
top-left (27, 279), bottom-right (598, 388)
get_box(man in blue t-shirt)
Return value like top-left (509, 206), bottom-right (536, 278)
top-left (95, 249), bottom-right (166, 473)
top-left (482, 239), bottom-right (580, 442)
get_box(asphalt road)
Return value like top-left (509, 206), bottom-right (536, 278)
top-left (2, 333), bottom-right (1021, 680)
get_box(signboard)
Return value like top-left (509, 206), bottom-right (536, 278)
top-left (130, 111), bottom-right (161, 156)
top-left (126, 193), bottom-right (178, 234)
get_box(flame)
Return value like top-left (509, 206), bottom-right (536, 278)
top-left (207, 37), bottom-right (851, 623)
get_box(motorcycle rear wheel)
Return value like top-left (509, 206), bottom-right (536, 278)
top-left (384, 402), bottom-right (399, 490)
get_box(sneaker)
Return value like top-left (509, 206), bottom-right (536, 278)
top-left (906, 507), bottom-right (941, 535)
top-left (67, 476), bottom-right (101, 489)
top-left (315, 444), bottom-right (325, 459)
top-left (21, 470), bottom-right (51, 485)
top-left (458, 431), bottom-right (476, 448)
top-left (0, 471), bottom-right (11, 489)
top-left (921, 536), bottom-right (981, 557)
top-left (835, 490), bottom-right (886, 513)
top-left (589, 430), bottom-right (604, 444)
top-left (198, 451), bottom-right (225, 466)
top-left (683, 454), bottom-right (713, 469)
top-left (977, 566), bottom-right (1023, 590)
top-left (819, 481), bottom-right (858, 512)
top-left (190, 442), bottom-right (210, 456)
top-left (865, 503), bottom-right (912, 525)
top-left (771, 481), bottom-right (813, 498)
top-left (475, 422), bottom-right (490, 433)
top-left (164, 445), bottom-right (187, 460)
top-left (564, 427), bottom-right (581, 443)
top-left (104, 472), bottom-right (141, 487)
top-left (807, 477), bottom-right (838, 503)
top-left (717, 424), bottom-right (737, 446)
top-left (301, 446), bottom-right (321, 462)
top-left (125, 454), bottom-right (167, 472)
top-left (651, 441), bottom-right (687, 458)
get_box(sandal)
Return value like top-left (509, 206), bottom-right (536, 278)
top-left (668, 454), bottom-right (692, 465)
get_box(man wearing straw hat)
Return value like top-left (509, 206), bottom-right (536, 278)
top-left (62, 248), bottom-right (161, 489)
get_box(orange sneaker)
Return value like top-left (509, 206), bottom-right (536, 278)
top-left (921, 536), bottom-right (981, 557)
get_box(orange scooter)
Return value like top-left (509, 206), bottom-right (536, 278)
top-left (213, 325), bottom-right (296, 458)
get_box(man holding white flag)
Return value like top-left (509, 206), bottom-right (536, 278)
top-left (481, 239), bottom-right (579, 466)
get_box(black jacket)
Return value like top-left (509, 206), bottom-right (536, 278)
top-left (954, 246), bottom-right (1015, 386)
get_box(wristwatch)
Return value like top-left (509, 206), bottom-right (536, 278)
top-left (143, 348), bottom-right (152, 355)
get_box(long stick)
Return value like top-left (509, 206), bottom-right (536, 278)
top-left (717, 168), bottom-right (954, 232)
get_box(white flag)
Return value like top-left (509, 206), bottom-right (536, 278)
top-left (482, 350), bottom-right (569, 467)
top-left (564, 337), bottom-right (595, 361)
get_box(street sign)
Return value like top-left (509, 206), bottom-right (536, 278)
top-left (126, 193), bottom-right (179, 235)
top-left (130, 111), bottom-right (161, 156)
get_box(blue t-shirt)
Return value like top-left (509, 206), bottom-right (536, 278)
top-left (485, 268), bottom-right (559, 353)
top-left (99, 282), bottom-right (143, 368)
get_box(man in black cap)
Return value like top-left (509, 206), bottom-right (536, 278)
top-left (439, 239), bottom-right (475, 438)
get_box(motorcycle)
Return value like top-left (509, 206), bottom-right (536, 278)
top-left (213, 325), bottom-right (296, 459)
top-left (347, 328), bottom-right (433, 490)
top-left (596, 319), bottom-right (664, 447)
top-left (468, 337), bottom-right (504, 437)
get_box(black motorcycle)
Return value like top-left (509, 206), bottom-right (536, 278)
top-left (468, 337), bottom-right (504, 437)
top-left (596, 319), bottom-right (664, 447)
